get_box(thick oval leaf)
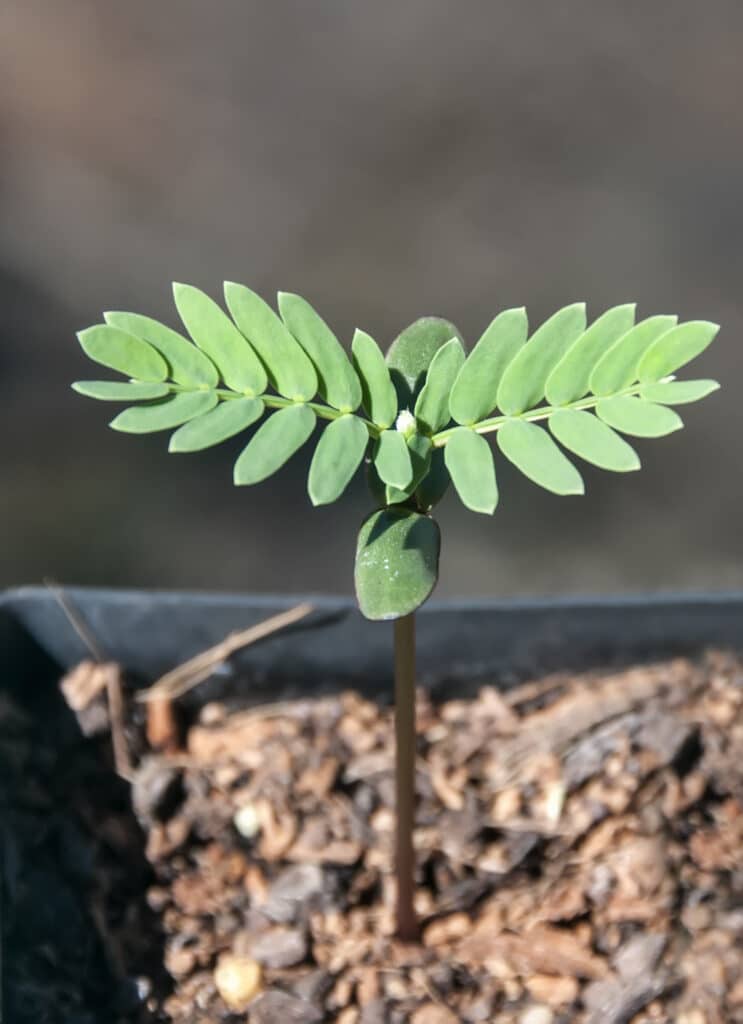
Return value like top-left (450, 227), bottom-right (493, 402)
top-left (548, 409), bottom-right (640, 472)
top-left (104, 311), bottom-right (219, 388)
top-left (307, 414), bottom-right (369, 506)
top-left (233, 404), bottom-right (316, 485)
top-left (497, 419), bottom-right (584, 495)
top-left (596, 396), bottom-right (683, 437)
top-left (415, 448), bottom-right (451, 512)
top-left (72, 381), bottom-right (170, 401)
top-left (414, 338), bottom-right (465, 433)
top-left (169, 397), bottom-right (264, 452)
top-left (384, 434), bottom-right (432, 505)
top-left (278, 292), bottom-right (361, 412)
top-left (545, 304), bottom-right (636, 406)
top-left (354, 508), bottom-right (440, 620)
top-left (374, 430), bottom-right (413, 489)
top-left (224, 283), bottom-right (317, 401)
top-left (386, 317), bottom-right (464, 406)
top-left (77, 325), bottom-right (168, 382)
top-left (109, 391), bottom-right (218, 433)
top-left (589, 315), bottom-right (677, 395)
top-left (173, 283), bottom-right (267, 396)
top-left (497, 303), bottom-right (586, 415)
top-left (351, 330), bottom-right (397, 428)
top-left (449, 308), bottom-right (528, 425)
top-left (444, 428), bottom-right (498, 514)
top-left (639, 379), bottom-right (720, 405)
top-left (637, 321), bottom-right (719, 383)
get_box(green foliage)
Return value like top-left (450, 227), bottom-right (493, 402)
top-left (354, 508), bottom-right (440, 620)
top-left (74, 286), bottom-right (721, 620)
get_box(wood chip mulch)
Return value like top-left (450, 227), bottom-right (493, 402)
top-left (4, 649), bottom-right (743, 1023)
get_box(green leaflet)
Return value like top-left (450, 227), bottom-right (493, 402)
top-left (77, 325), bottom-right (168, 383)
top-left (173, 284), bottom-right (268, 396)
top-left (415, 448), bottom-right (450, 512)
top-left (224, 283), bottom-right (317, 401)
top-left (589, 315), bottom-right (677, 395)
top-left (638, 321), bottom-right (719, 383)
top-left (386, 316), bottom-right (463, 407)
top-left (307, 414), bottom-right (369, 506)
top-left (278, 292), bottom-right (361, 412)
top-left (110, 391), bottom-right (218, 433)
top-left (351, 330), bottom-right (398, 428)
top-left (497, 418), bottom-right (584, 495)
top-left (234, 404), bottom-right (316, 485)
top-left (548, 409), bottom-right (640, 472)
top-left (596, 396), bottom-right (683, 437)
top-left (444, 428), bottom-right (498, 514)
top-left (72, 381), bottom-right (170, 401)
top-left (639, 379), bottom-right (720, 405)
top-left (169, 397), bottom-right (264, 452)
top-left (545, 304), bottom-right (636, 406)
top-left (384, 434), bottom-right (432, 505)
top-left (449, 308), bottom-right (528, 425)
top-left (374, 430), bottom-right (413, 489)
top-left (104, 311), bottom-right (219, 388)
top-left (414, 338), bottom-right (465, 433)
top-left (497, 303), bottom-right (586, 415)
top-left (354, 507), bottom-right (440, 620)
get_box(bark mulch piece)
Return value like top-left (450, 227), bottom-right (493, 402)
top-left (4, 649), bottom-right (743, 1022)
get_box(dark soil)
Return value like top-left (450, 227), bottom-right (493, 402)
top-left (3, 650), bottom-right (743, 1023)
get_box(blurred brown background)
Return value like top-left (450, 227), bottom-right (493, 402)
top-left (1, 1), bottom-right (740, 600)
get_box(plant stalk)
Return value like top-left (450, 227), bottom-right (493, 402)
top-left (394, 612), bottom-right (419, 942)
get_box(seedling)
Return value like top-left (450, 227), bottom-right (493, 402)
top-left (73, 285), bottom-right (720, 939)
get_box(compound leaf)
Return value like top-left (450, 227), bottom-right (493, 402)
top-left (386, 316), bottom-right (463, 406)
top-left (589, 315), bottom-right (677, 395)
top-left (414, 337), bottom-right (465, 433)
top-left (224, 282), bottom-right (317, 401)
top-left (104, 311), bottom-right (219, 388)
top-left (110, 390), bottom-right (218, 433)
top-left (639, 379), bottom-right (720, 405)
top-left (77, 325), bottom-right (168, 382)
top-left (374, 429), bottom-right (413, 489)
top-left (637, 320), bottom-right (719, 382)
top-left (548, 408), bottom-right (640, 472)
top-left (351, 329), bottom-right (397, 428)
top-left (354, 507), bottom-right (440, 620)
top-left (169, 397), bottom-right (264, 452)
top-left (234, 404), bottom-right (316, 485)
top-left (444, 428), bottom-right (498, 514)
top-left (449, 307), bottom-right (528, 425)
top-left (497, 418), bottom-right (584, 495)
top-left (545, 303), bottom-right (636, 405)
top-left (497, 303), bottom-right (586, 415)
top-left (72, 381), bottom-right (170, 401)
top-left (307, 414), bottom-right (369, 506)
top-left (278, 292), bottom-right (361, 412)
top-left (596, 396), bottom-right (682, 437)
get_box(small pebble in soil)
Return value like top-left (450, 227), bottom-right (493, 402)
top-left (213, 953), bottom-right (262, 1011)
top-left (519, 1007), bottom-right (554, 1024)
top-left (233, 802), bottom-right (262, 839)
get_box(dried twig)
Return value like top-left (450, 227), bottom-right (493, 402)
top-left (137, 602), bottom-right (314, 704)
top-left (47, 579), bottom-right (133, 780)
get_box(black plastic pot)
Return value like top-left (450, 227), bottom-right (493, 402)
top-left (4, 585), bottom-right (743, 701)
top-left (2, 585), bottom-right (743, 1023)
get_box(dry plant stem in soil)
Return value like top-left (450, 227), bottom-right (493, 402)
top-left (394, 612), bottom-right (420, 942)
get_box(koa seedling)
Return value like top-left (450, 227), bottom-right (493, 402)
top-left (74, 285), bottom-right (720, 940)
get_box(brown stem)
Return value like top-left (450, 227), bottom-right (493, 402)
top-left (394, 612), bottom-right (420, 942)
